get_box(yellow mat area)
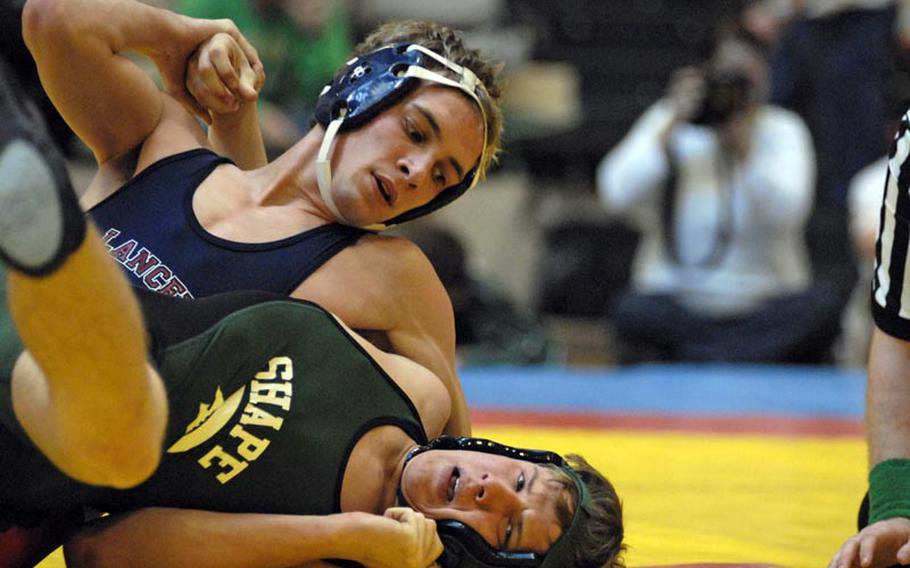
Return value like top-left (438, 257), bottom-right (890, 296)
top-left (37, 425), bottom-right (866, 567)
top-left (477, 426), bottom-right (867, 568)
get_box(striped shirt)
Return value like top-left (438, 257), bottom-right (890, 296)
top-left (873, 111), bottom-right (910, 339)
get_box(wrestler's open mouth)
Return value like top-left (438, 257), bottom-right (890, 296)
top-left (375, 175), bottom-right (392, 205)
top-left (447, 467), bottom-right (460, 502)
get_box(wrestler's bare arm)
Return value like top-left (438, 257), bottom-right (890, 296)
top-left (64, 507), bottom-right (441, 568)
top-left (185, 32), bottom-right (267, 170)
top-left (329, 311), bottom-right (451, 439)
top-left (22, 0), bottom-right (261, 167)
top-left (382, 268), bottom-right (469, 439)
top-left (206, 101), bottom-right (266, 169)
top-left (294, 235), bottom-right (470, 437)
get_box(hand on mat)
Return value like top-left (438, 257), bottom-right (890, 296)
top-left (829, 517), bottom-right (910, 568)
top-left (354, 507), bottom-right (443, 568)
top-left (186, 32), bottom-right (265, 123)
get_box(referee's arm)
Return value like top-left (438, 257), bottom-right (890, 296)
top-left (868, 110), bottom-right (910, 470)
top-left (828, 111), bottom-right (910, 568)
top-left (867, 329), bottom-right (910, 467)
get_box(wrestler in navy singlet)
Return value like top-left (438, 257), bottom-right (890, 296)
top-left (88, 150), bottom-right (369, 298)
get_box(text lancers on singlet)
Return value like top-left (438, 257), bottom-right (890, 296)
top-left (101, 228), bottom-right (194, 298)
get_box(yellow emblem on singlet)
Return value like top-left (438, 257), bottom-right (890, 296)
top-left (164, 356), bottom-right (295, 484)
top-left (167, 386), bottom-right (246, 453)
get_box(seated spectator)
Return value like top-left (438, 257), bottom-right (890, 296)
top-left (178, 0), bottom-right (352, 156)
top-left (597, 19), bottom-right (841, 364)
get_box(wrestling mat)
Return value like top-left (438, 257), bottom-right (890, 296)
top-left (37, 363), bottom-right (865, 567)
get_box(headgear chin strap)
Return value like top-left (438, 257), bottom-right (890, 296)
top-left (313, 43), bottom-right (489, 230)
top-left (400, 437), bottom-right (593, 568)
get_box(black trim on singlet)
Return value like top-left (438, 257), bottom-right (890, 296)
top-left (89, 149), bottom-right (232, 211)
top-left (318, 307), bottom-right (429, 450)
top-left (332, 416), bottom-right (423, 514)
top-left (135, 288), bottom-right (289, 362)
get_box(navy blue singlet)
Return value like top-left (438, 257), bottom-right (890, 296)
top-left (88, 149), bottom-right (369, 298)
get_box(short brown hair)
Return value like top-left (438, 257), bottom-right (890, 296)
top-left (553, 454), bottom-right (626, 568)
top-left (354, 20), bottom-right (504, 180)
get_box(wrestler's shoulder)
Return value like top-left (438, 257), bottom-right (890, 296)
top-left (338, 232), bottom-right (436, 277)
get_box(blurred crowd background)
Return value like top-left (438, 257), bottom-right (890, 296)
top-left (3, 0), bottom-right (910, 369)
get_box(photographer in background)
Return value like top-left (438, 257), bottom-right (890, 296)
top-left (597, 20), bottom-right (841, 364)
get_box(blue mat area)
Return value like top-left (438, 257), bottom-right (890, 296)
top-left (459, 364), bottom-right (866, 418)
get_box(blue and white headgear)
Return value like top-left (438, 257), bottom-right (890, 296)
top-left (400, 437), bottom-right (594, 568)
top-left (313, 43), bottom-right (489, 230)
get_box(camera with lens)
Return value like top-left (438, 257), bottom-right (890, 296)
top-left (690, 70), bottom-right (751, 126)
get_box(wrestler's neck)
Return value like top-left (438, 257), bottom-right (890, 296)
top-left (388, 442), bottom-right (422, 509)
top-left (341, 424), bottom-right (422, 513)
top-left (253, 127), bottom-right (331, 219)
top-left (371, 436), bottom-right (422, 513)
top-left (192, 157), bottom-right (328, 240)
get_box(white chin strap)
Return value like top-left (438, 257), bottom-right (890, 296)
top-left (314, 44), bottom-right (489, 230)
top-left (315, 110), bottom-right (349, 224)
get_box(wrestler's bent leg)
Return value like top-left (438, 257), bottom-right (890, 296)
top-left (0, 60), bottom-right (165, 489)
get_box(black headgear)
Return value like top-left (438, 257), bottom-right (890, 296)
top-left (313, 43), bottom-right (489, 230)
top-left (400, 437), bottom-right (593, 568)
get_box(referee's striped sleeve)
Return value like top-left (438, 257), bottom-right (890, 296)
top-left (873, 110), bottom-right (910, 340)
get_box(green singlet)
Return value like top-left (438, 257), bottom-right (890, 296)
top-left (0, 265), bottom-right (428, 524)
